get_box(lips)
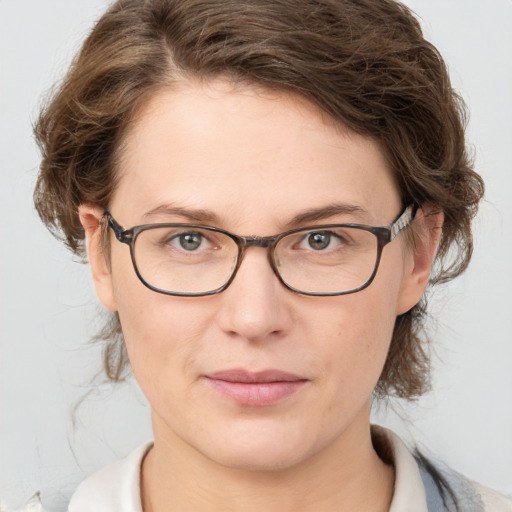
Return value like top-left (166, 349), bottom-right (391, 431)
top-left (204, 369), bottom-right (308, 407)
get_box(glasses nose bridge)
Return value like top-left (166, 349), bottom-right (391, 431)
top-left (234, 234), bottom-right (279, 277)
top-left (241, 234), bottom-right (276, 249)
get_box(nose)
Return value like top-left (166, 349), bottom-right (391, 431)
top-left (216, 247), bottom-right (292, 343)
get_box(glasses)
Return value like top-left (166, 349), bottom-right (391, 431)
top-left (104, 205), bottom-right (417, 297)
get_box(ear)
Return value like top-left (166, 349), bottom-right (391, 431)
top-left (396, 204), bottom-right (443, 315)
top-left (79, 204), bottom-right (118, 312)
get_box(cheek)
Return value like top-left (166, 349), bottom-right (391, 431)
top-left (119, 296), bottom-right (202, 349)
top-left (109, 252), bottom-right (213, 392)
top-left (314, 267), bottom-right (403, 403)
top-left (326, 302), bottom-right (395, 388)
top-left (116, 297), bottom-right (215, 420)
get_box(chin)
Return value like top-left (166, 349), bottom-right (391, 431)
top-left (194, 421), bottom-right (317, 472)
top-left (207, 444), bottom-right (309, 472)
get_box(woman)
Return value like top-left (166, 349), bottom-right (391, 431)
top-left (33, 0), bottom-right (511, 510)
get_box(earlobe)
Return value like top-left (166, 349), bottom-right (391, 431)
top-left (396, 205), bottom-right (444, 315)
top-left (78, 204), bottom-right (118, 312)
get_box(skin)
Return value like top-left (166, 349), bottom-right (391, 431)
top-left (80, 80), bottom-right (439, 511)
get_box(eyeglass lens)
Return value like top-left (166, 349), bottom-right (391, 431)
top-left (132, 225), bottom-right (380, 295)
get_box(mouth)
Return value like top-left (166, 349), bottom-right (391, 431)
top-left (204, 369), bottom-right (308, 407)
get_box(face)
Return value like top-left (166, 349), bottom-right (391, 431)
top-left (82, 80), bottom-right (429, 471)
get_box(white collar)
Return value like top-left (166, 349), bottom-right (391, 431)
top-left (68, 426), bottom-right (427, 512)
top-left (68, 441), bottom-right (150, 512)
top-left (374, 426), bottom-right (428, 512)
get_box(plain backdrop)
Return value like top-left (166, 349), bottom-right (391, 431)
top-left (1, 1), bottom-right (511, 510)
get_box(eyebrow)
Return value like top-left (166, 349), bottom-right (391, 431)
top-left (142, 205), bottom-right (221, 224)
top-left (285, 203), bottom-right (370, 228)
top-left (142, 202), bottom-right (369, 229)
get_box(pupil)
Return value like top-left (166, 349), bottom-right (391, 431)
top-left (308, 232), bottom-right (330, 250)
top-left (180, 233), bottom-right (201, 251)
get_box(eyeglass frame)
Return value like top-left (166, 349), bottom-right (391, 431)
top-left (104, 204), bottom-right (418, 297)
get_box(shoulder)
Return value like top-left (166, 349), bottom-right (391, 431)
top-left (414, 444), bottom-right (512, 512)
top-left (68, 442), bottom-right (152, 512)
top-left (473, 482), bottom-right (512, 512)
top-left (373, 425), bottom-right (512, 512)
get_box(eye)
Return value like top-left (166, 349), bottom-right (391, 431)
top-left (174, 231), bottom-right (205, 251)
top-left (152, 229), bottom-right (212, 253)
top-left (299, 230), bottom-right (346, 251)
top-left (306, 231), bottom-right (333, 250)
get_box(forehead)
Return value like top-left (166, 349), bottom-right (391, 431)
top-left (112, 80), bottom-right (401, 230)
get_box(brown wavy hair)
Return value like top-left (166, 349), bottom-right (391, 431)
top-left (34, 0), bottom-right (484, 399)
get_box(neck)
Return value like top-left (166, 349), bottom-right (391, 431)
top-left (141, 413), bottom-right (394, 512)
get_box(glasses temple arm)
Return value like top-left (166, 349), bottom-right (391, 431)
top-left (390, 204), bottom-right (418, 240)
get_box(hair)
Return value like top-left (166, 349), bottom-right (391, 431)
top-left (34, 0), bottom-right (484, 399)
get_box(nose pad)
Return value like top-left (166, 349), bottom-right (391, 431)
top-left (271, 249), bottom-right (281, 269)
